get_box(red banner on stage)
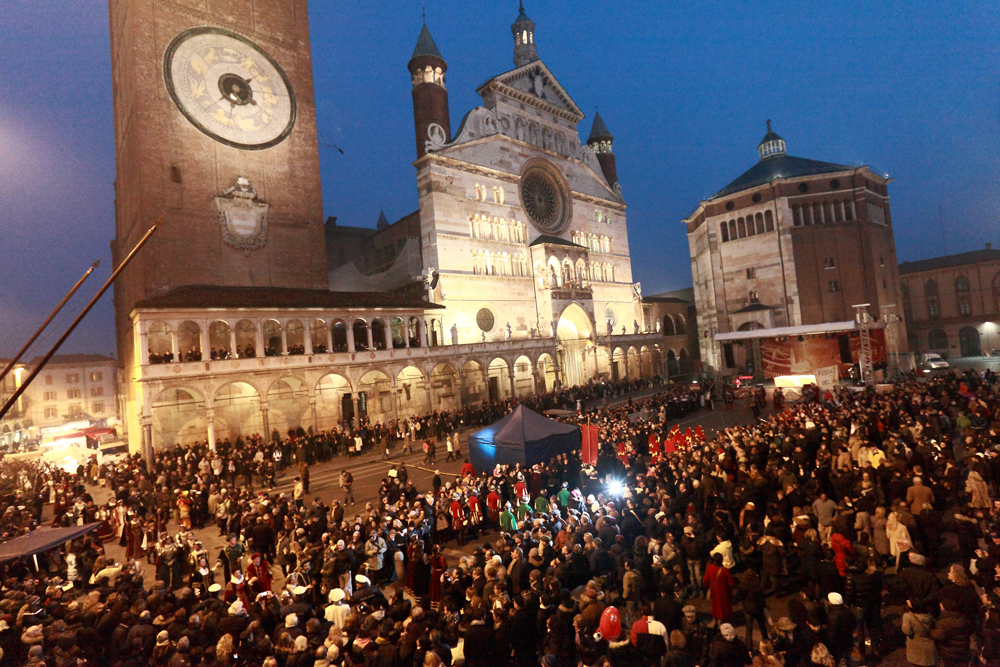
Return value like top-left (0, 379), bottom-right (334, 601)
top-left (581, 424), bottom-right (600, 466)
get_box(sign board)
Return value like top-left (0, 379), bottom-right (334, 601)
top-left (815, 366), bottom-right (839, 392)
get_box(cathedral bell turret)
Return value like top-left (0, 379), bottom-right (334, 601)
top-left (512, 2), bottom-right (538, 68)
top-left (587, 111), bottom-right (618, 187)
top-left (408, 23), bottom-right (450, 159)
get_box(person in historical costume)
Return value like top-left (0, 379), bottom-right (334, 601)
top-left (486, 487), bottom-right (502, 527)
top-left (112, 501), bottom-right (128, 540)
top-left (514, 476), bottom-right (529, 505)
top-left (245, 553), bottom-right (274, 597)
top-left (449, 494), bottom-right (467, 546)
top-left (155, 535), bottom-right (182, 590)
top-left (125, 514), bottom-right (145, 561)
top-left (227, 570), bottom-right (250, 610)
top-left (649, 433), bottom-right (661, 463)
top-left (95, 501), bottom-right (116, 541)
top-left (215, 535), bottom-right (245, 584)
top-left (467, 492), bottom-right (483, 539)
top-left (428, 544), bottom-right (447, 608)
top-left (190, 555), bottom-right (215, 597)
top-left (176, 491), bottom-right (192, 529)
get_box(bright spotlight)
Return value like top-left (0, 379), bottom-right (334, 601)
top-left (607, 480), bottom-right (624, 497)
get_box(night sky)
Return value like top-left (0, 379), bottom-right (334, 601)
top-left (2, 0), bottom-right (998, 359)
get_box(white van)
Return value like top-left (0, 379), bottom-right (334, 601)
top-left (921, 353), bottom-right (949, 371)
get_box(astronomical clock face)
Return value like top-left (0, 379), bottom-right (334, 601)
top-left (164, 27), bottom-right (296, 150)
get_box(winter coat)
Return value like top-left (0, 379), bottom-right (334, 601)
top-left (901, 611), bottom-right (937, 666)
top-left (930, 611), bottom-right (970, 661)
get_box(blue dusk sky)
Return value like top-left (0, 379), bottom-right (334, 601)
top-left (1, 0), bottom-right (998, 358)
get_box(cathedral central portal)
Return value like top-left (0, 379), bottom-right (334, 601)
top-left (556, 304), bottom-right (594, 387)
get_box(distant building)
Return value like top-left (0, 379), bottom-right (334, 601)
top-left (898, 244), bottom-right (1000, 357)
top-left (0, 354), bottom-right (118, 447)
top-left (640, 288), bottom-right (701, 376)
top-left (684, 124), bottom-right (905, 378)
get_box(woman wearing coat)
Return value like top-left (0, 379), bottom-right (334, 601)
top-left (703, 552), bottom-right (736, 625)
top-left (901, 599), bottom-right (938, 666)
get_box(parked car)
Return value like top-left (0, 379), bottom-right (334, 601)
top-left (921, 352), bottom-right (950, 371)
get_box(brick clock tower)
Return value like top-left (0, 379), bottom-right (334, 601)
top-left (107, 0), bottom-right (328, 365)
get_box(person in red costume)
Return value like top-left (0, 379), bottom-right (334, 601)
top-left (449, 494), bottom-right (467, 546)
top-left (245, 552), bottom-right (273, 596)
top-left (467, 491), bottom-right (483, 537)
top-left (513, 476), bottom-right (529, 504)
top-left (486, 487), bottom-right (502, 527)
top-left (648, 432), bottom-right (661, 463)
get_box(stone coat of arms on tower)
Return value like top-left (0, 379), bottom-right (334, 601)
top-left (215, 176), bottom-right (269, 253)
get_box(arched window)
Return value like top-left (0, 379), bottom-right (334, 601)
top-left (720, 222), bottom-right (730, 242)
top-left (728, 220), bottom-right (737, 240)
top-left (755, 213), bottom-right (765, 234)
top-left (372, 318), bottom-right (386, 350)
top-left (674, 315), bottom-right (686, 334)
top-left (737, 218), bottom-right (746, 239)
top-left (262, 320), bottom-right (282, 356)
top-left (955, 275), bottom-right (972, 316)
top-left (749, 290), bottom-right (759, 304)
top-left (331, 320), bottom-right (348, 352)
top-left (764, 209), bottom-right (774, 232)
top-left (209, 321), bottom-right (232, 359)
top-left (745, 216), bottom-right (756, 237)
top-left (662, 316), bottom-right (676, 336)
top-left (925, 279), bottom-right (940, 318)
top-left (928, 328), bottom-right (948, 350)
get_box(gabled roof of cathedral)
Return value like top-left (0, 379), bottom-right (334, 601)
top-left (411, 24), bottom-right (442, 60)
top-left (588, 111), bottom-right (611, 140)
top-left (476, 60), bottom-right (584, 122)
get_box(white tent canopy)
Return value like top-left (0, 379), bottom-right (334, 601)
top-left (714, 320), bottom-right (883, 342)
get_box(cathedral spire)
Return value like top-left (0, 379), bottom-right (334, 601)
top-left (512, 3), bottom-right (538, 68)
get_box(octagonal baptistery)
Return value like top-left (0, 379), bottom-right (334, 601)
top-left (684, 123), bottom-right (906, 372)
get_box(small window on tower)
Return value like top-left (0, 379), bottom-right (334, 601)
top-left (746, 268), bottom-right (756, 279)
top-left (170, 166), bottom-right (182, 183)
top-left (828, 281), bottom-right (840, 293)
top-left (825, 257), bottom-right (836, 269)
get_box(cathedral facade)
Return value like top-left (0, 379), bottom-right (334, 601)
top-left (329, 8), bottom-right (662, 389)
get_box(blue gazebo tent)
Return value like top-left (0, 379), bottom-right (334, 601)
top-left (467, 404), bottom-right (581, 474)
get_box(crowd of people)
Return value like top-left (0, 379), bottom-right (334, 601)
top-left (1, 368), bottom-right (1000, 667)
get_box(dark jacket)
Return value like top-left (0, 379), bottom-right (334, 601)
top-left (931, 610), bottom-right (970, 661)
top-left (462, 621), bottom-right (496, 667)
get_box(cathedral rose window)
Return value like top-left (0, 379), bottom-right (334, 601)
top-left (519, 163), bottom-right (570, 233)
